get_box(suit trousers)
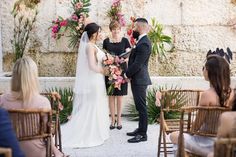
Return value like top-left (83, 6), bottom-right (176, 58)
top-left (131, 83), bottom-right (148, 135)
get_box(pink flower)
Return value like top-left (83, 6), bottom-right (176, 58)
top-left (67, 115), bottom-right (72, 120)
top-left (114, 68), bottom-right (122, 76)
top-left (52, 33), bottom-right (57, 39)
top-left (75, 2), bottom-right (83, 10)
top-left (155, 91), bottom-right (162, 107)
top-left (171, 99), bottom-right (176, 106)
top-left (58, 102), bottom-right (64, 111)
top-left (52, 25), bottom-right (59, 33)
top-left (60, 20), bottom-right (68, 27)
top-left (71, 14), bottom-right (79, 21)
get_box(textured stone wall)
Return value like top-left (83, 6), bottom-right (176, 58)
top-left (1, 0), bottom-right (236, 76)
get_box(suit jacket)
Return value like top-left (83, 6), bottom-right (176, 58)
top-left (126, 35), bottom-right (152, 86)
top-left (0, 108), bottom-right (25, 157)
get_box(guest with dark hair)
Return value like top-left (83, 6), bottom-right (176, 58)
top-left (207, 89), bottom-right (236, 157)
top-left (170, 55), bottom-right (235, 157)
top-left (0, 108), bottom-right (25, 157)
top-left (103, 20), bottom-right (131, 130)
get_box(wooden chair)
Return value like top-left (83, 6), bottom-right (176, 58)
top-left (214, 138), bottom-right (236, 157)
top-left (8, 109), bottom-right (52, 157)
top-left (0, 147), bottom-right (11, 157)
top-left (41, 92), bottom-right (62, 152)
top-left (177, 106), bottom-right (231, 157)
top-left (157, 89), bottom-right (202, 157)
top-left (0, 92), bottom-right (62, 152)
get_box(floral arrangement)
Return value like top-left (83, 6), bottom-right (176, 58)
top-left (50, 0), bottom-right (91, 48)
top-left (102, 53), bottom-right (126, 94)
top-left (126, 16), bottom-right (136, 46)
top-left (107, 0), bottom-right (126, 26)
top-left (46, 88), bottom-right (74, 124)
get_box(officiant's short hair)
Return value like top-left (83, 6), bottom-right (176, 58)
top-left (109, 20), bottom-right (121, 31)
top-left (135, 18), bottom-right (148, 24)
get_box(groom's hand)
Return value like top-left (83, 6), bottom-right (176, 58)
top-left (124, 73), bottom-right (130, 82)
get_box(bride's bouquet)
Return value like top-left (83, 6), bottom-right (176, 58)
top-left (102, 53), bottom-right (127, 94)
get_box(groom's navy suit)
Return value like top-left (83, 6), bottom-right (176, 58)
top-left (126, 35), bottom-right (152, 136)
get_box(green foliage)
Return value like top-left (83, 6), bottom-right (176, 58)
top-left (11, 1), bottom-right (39, 62)
top-left (127, 86), bottom-right (187, 124)
top-left (46, 87), bottom-right (74, 124)
top-left (148, 18), bottom-right (174, 59)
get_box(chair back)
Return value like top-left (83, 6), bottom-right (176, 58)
top-left (157, 90), bottom-right (202, 157)
top-left (177, 106), bottom-right (230, 157)
top-left (8, 109), bottom-right (52, 157)
top-left (40, 92), bottom-right (62, 151)
top-left (0, 147), bottom-right (12, 157)
top-left (214, 138), bottom-right (236, 157)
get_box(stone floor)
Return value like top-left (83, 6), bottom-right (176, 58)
top-left (62, 118), bottom-right (174, 157)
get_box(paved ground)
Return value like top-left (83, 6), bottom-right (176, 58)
top-left (62, 118), bottom-right (174, 157)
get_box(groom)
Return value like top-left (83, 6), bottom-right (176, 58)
top-left (125, 18), bottom-right (152, 143)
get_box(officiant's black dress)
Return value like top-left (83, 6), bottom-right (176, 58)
top-left (103, 37), bottom-right (131, 96)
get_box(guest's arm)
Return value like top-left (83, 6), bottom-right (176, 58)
top-left (0, 108), bottom-right (25, 157)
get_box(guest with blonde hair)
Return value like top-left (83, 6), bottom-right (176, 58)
top-left (0, 56), bottom-right (65, 157)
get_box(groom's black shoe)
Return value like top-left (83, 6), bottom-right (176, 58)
top-left (128, 134), bottom-right (147, 143)
top-left (126, 128), bottom-right (139, 136)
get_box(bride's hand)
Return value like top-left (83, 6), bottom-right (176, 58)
top-left (102, 67), bottom-right (110, 76)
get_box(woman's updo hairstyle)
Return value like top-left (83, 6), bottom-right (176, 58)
top-left (84, 22), bottom-right (101, 40)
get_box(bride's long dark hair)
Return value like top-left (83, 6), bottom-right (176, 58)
top-left (84, 23), bottom-right (101, 40)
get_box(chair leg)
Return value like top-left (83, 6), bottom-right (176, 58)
top-left (162, 130), bottom-right (167, 157)
top-left (58, 122), bottom-right (62, 152)
top-left (157, 124), bottom-right (162, 157)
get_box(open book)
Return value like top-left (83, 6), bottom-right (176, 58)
top-left (119, 49), bottom-right (132, 58)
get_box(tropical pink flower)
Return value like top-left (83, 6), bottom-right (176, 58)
top-left (71, 14), bottom-right (79, 21)
top-left (60, 20), bottom-right (68, 27)
top-left (171, 99), bottom-right (176, 106)
top-left (52, 25), bottom-right (59, 33)
top-left (58, 102), bottom-right (64, 111)
top-left (155, 91), bottom-right (162, 107)
top-left (75, 2), bottom-right (83, 10)
top-left (67, 115), bottom-right (72, 120)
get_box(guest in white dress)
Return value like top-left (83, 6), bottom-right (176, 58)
top-left (61, 23), bottom-right (110, 148)
top-left (170, 55), bottom-right (234, 157)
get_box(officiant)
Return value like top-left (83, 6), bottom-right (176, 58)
top-left (103, 20), bottom-right (131, 130)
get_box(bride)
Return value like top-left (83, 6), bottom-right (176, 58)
top-left (61, 22), bottom-right (110, 148)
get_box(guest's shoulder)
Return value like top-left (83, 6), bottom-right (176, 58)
top-left (35, 95), bottom-right (51, 109)
top-left (199, 89), bottom-right (217, 106)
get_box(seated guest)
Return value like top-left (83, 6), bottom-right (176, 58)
top-left (0, 107), bottom-right (25, 157)
top-left (170, 55), bottom-right (235, 157)
top-left (0, 57), bottom-right (65, 157)
top-left (207, 90), bottom-right (236, 157)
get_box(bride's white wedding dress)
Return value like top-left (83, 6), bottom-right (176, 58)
top-left (61, 32), bottom-right (109, 148)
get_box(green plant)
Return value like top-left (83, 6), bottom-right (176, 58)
top-left (46, 87), bottom-right (74, 124)
top-left (148, 18), bottom-right (174, 59)
top-left (11, 0), bottom-right (39, 62)
top-left (127, 86), bottom-right (187, 124)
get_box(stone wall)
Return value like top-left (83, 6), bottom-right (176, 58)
top-left (1, 0), bottom-right (236, 76)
